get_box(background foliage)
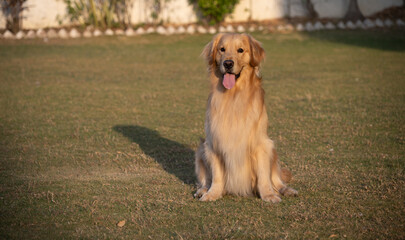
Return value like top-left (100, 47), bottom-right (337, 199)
top-left (63, 0), bottom-right (132, 28)
top-left (190, 0), bottom-right (239, 25)
top-left (1, 0), bottom-right (27, 33)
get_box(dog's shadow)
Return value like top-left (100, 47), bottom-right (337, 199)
top-left (113, 125), bottom-right (195, 185)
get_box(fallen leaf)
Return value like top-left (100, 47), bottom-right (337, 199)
top-left (117, 220), bottom-right (126, 227)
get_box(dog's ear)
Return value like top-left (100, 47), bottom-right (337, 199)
top-left (202, 33), bottom-right (223, 66)
top-left (247, 34), bottom-right (265, 67)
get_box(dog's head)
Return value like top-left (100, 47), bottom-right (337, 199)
top-left (202, 33), bottom-right (265, 90)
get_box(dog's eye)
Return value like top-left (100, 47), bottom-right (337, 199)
top-left (237, 48), bottom-right (244, 53)
top-left (220, 47), bottom-right (225, 52)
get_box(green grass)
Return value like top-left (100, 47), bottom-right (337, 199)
top-left (1, 30), bottom-right (404, 239)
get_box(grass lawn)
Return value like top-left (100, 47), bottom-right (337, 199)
top-left (0, 30), bottom-right (404, 239)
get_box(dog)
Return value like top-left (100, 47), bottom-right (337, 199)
top-left (194, 33), bottom-right (298, 202)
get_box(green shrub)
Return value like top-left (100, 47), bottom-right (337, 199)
top-left (191, 0), bottom-right (239, 25)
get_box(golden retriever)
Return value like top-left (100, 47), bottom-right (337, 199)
top-left (195, 33), bottom-right (298, 202)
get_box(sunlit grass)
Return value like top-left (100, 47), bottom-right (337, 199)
top-left (1, 30), bottom-right (404, 239)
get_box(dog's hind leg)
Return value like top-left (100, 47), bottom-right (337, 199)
top-left (270, 148), bottom-right (298, 197)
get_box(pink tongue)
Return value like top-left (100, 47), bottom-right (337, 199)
top-left (223, 73), bottom-right (236, 89)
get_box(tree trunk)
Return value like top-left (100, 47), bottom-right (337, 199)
top-left (345, 0), bottom-right (364, 21)
top-left (4, 0), bottom-right (25, 33)
top-left (286, 0), bottom-right (291, 19)
top-left (11, 14), bottom-right (20, 33)
top-left (303, 0), bottom-right (318, 19)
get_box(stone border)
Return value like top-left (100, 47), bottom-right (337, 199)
top-left (1, 18), bottom-right (404, 40)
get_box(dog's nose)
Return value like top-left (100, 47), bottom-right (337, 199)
top-left (223, 60), bottom-right (234, 70)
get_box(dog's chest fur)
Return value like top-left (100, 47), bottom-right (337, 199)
top-left (205, 84), bottom-right (265, 195)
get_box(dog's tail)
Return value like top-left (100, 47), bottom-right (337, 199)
top-left (281, 168), bottom-right (293, 184)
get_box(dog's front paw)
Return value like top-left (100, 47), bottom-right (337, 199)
top-left (261, 194), bottom-right (282, 203)
top-left (194, 187), bottom-right (208, 199)
top-left (199, 191), bottom-right (222, 202)
top-left (280, 187), bottom-right (298, 197)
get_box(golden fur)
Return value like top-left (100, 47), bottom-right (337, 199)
top-left (195, 33), bottom-right (298, 202)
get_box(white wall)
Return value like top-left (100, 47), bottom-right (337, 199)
top-left (290, 0), bottom-right (310, 18)
top-left (160, 0), bottom-right (197, 24)
top-left (0, 10), bottom-right (5, 29)
top-left (1, 0), bottom-right (403, 30)
top-left (129, 0), bottom-right (154, 24)
top-left (313, 0), bottom-right (403, 18)
top-left (23, 0), bottom-right (67, 29)
top-left (252, 0), bottom-right (287, 21)
top-left (313, 0), bottom-right (351, 19)
top-left (358, 0), bottom-right (403, 16)
top-left (226, 0), bottom-right (251, 22)
top-left (226, 0), bottom-right (308, 22)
